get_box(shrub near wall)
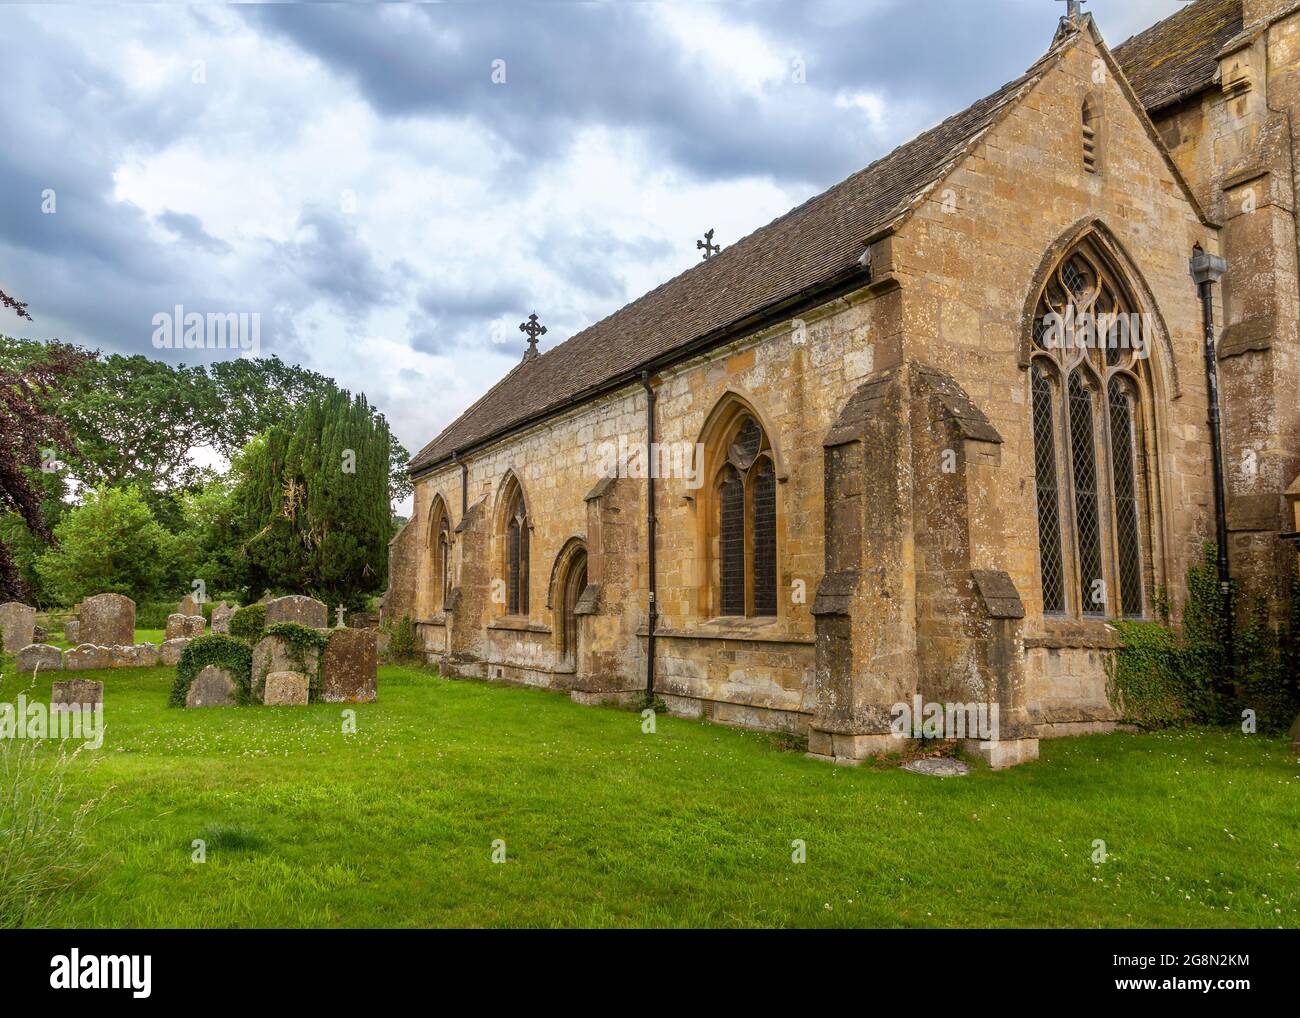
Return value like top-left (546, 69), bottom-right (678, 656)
top-left (170, 636), bottom-right (253, 707)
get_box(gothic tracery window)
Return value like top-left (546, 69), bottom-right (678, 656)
top-left (1030, 239), bottom-right (1152, 619)
top-left (711, 413), bottom-right (778, 618)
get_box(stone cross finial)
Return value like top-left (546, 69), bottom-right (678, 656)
top-left (696, 229), bottom-right (720, 260)
top-left (336, 604), bottom-right (346, 628)
top-left (519, 313), bottom-right (547, 361)
top-left (1058, 0), bottom-right (1086, 23)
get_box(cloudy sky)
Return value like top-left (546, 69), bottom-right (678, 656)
top-left (0, 0), bottom-right (1182, 493)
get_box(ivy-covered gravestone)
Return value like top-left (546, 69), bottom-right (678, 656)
top-left (171, 636), bottom-right (252, 708)
top-left (250, 624), bottom-right (328, 704)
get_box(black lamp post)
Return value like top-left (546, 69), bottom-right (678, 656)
top-left (1190, 245), bottom-right (1233, 670)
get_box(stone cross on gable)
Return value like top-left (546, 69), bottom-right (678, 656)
top-left (1057, 0), bottom-right (1086, 23)
top-left (696, 228), bottom-right (720, 260)
top-left (519, 313), bottom-right (547, 361)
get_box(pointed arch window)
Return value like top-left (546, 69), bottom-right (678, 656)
top-left (710, 413), bottom-right (778, 618)
top-left (430, 498), bottom-right (452, 612)
top-left (500, 477), bottom-right (529, 616)
top-left (1029, 239), bottom-right (1153, 619)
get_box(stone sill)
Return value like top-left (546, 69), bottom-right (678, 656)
top-left (1025, 617), bottom-right (1121, 651)
top-left (487, 617), bottom-right (552, 635)
top-left (416, 614), bottom-right (448, 627)
top-left (639, 619), bottom-right (814, 646)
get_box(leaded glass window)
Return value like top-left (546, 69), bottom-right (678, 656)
top-left (710, 411), bottom-right (779, 618)
top-left (1028, 237), bottom-right (1153, 619)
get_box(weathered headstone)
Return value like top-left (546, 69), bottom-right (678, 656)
top-left (177, 593), bottom-right (200, 617)
top-left (159, 638), bottom-right (191, 666)
top-left (133, 643), bottom-right (161, 667)
top-left (0, 602), bottom-right (36, 655)
top-left (320, 628), bottom-right (377, 703)
top-left (165, 614), bottom-right (205, 640)
top-left (263, 670), bottom-right (309, 706)
top-left (1290, 712), bottom-right (1300, 754)
top-left (211, 602), bottom-right (236, 634)
top-left (33, 624), bottom-right (49, 643)
top-left (65, 644), bottom-right (113, 671)
top-left (250, 633), bottom-right (321, 702)
top-left (16, 643), bottom-right (63, 673)
top-left (64, 620), bottom-right (80, 644)
top-left (79, 593), bottom-right (135, 647)
top-left (51, 679), bottom-right (103, 712)
top-left (265, 595), bottom-right (328, 630)
top-left (185, 664), bottom-right (238, 707)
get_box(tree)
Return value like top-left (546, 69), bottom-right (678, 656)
top-left (0, 330), bottom-right (88, 601)
top-left (35, 485), bottom-right (172, 605)
top-left (231, 391), bottom-right (392, 607)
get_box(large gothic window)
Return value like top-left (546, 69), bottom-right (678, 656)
top-left (499, 476), bottom-right (529, 616)
top-left (711, 413), bottom-right (778, 617)
top-left (1029, 239), bottom-right (1152, 619)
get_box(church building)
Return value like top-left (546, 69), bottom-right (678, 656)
top-left (386, 1), bottom-right (1300, 767)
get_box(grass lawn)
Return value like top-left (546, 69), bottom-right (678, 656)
top-left (2, 655), bottom-right (1298, 928)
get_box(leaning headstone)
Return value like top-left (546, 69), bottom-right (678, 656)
top-left (211, 602), bottom-right (236, 635)
top-left (16, 643), bottom-right (63, 673)
top-left (177, 594), bottom-right (200, 617)
top-left (250, 633), bottom-right (321, 702)
top-left (51, 679), bottom-right (103, 713)
top-left (265, 595), bottom-right (328, 630)
top-left (159, 638), bottom-right (192, 666)
top-left (263, 670), bottom-right (309, 706)
top-left (185, 665), bottom-right (238, 708)
top-left (64, 620), bottom-right (80, 644)
top-left (319, 628), bottom-right (377, 703)
top-left (0, 602), bottom-right (36, 655)
top-left (165, 614), bottom-right (205, 640)
top-left (79, 593), bottom-right (135, 647)
top-left (65, 644), bottom-right (113, 671)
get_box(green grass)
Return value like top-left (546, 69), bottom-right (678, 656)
top-left (2, 655), bottom-right (1297, 928)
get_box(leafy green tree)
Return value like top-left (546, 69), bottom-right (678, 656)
top-left (35, 486), bottom-right (172, 605)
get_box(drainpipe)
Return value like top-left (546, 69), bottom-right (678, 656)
top-left (453, 451), bottom-right (467, 517)
top-left (1189, 246), bottom-right (1234, 670)
top-left (641, 370), bottom-right (658, 702)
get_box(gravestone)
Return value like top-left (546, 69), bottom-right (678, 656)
top-left (0, 602), bottom-right (36, 655)
top-left (133, 643), bottom-right (160, 667)
top-left (186, 665), bottom-right (238, 708)
top-left (80, 593), bottom-right (135, 647)
top-left (320, 628), bottom-right (378, 703)
top-left (64, 620), bottom-right (80, 644)
top-left (1290, 712), bottom-right (1300, 754)
top-left (159, 638), bottom-right (191, 666)
top-left (265, 595), bottom-right (328, 630)
top-left (263, 670), bottom-right (309, 706)
top-left (250, 633), bottom-right (321, 702)
top-left (65, 645), bottom-right (113, 671)
top-left (177, 594), bottom-right (200, 617)
top-left (51, 679), bottom-right (103, 713)
top-left (16, 643), bottom-right (63, 672)
top-left (211, 602), bottom-right (236, 634)
top-left (165, 614), bottom-right (205, 640)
